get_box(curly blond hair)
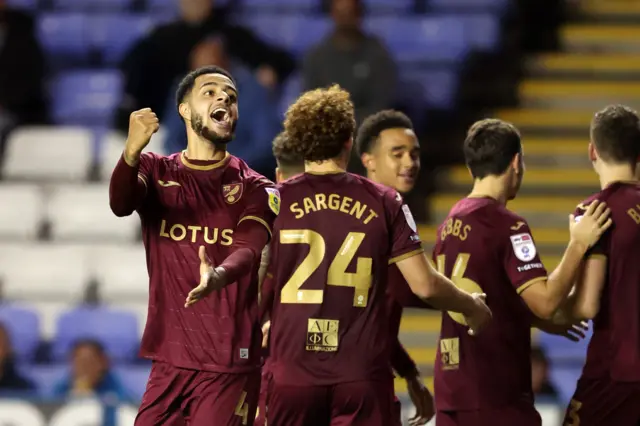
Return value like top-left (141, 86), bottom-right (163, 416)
top-left (283, 85), bottom-right (355, 163)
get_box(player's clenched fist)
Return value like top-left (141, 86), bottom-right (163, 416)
top-left (124, 108), bottom-right (159, 166)
top-left (464, 293), bottom-right (492, 336)
top-left (569, 200), bottom-right (612, 249)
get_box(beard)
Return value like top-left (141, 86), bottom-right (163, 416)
top-left (190, 111), bottom-right (236, 145)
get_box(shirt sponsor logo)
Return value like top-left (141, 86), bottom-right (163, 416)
top-left (510, 232), bottom-right (537, 262)
top-left (222, 183), bottom-right (243, 204)
top-left (440, 338), bottom-right (459, 370)
top-left (265, 187), bottom-right (280, 215)
top-left (306, 318), bottom-right (339, 352)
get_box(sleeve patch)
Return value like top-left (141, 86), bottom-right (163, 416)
top-left (402, 204), bottom-right (417, 232)
top-left (510, 233), bottom-right (537, 262)
top-left (266, 188), bottom-right (280, 215)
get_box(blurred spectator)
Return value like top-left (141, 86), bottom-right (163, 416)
top-left (531, 345), bottom-right (559, 401)
top-left (303, 0), bottom-right (397, 126)
top-left (164, 36), bottom-right (280, 177)
top-left (0, 322), bottom-right (35, 394)
top-left (53, 339), bottom-right (130, 401)
top-left (114, 0), bottom-right (294, 132)
top-left (0, 0), bottom-right (48, 151)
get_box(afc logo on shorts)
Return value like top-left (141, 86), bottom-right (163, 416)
top-left (440, 338), bottom-right (460, 370)
top-left (306, 318), bottom-right (339, 352)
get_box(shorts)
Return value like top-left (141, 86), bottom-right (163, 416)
top-left (267, 380), bottom-right (394, 426)
top-left (135, 361), bottom-right (261, 426)
top-left (563, 377), bottom-right (640, 426)
top-left (436, 402), bottom-right (541, 426)
top-left (254, 369), bottom-right (271, 426)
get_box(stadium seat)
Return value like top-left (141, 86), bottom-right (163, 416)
top-left (98, 129), bottom-right (167, 181)
top-left (363, 0), bottom-right (413, 13)
top-left (0, 305), bottom-right (41, 361)
top-left (239, 16), bottom-right (331, 56)
top-left (364, 17), bottom-right (468, 64)
top-left (240, 0), bottom-right (317, 12)
top-left (46, 184), bottom-right (139, 242)
top-left (460, 13), bottom-right (500, 52)
top-left (0, 184), bottom-right (44, 240)
top-left (52, 306), bottom-right (140, 362)
top-left (6, 0), bottom-right (38, 9)
top-left (37, 14), bottom-right (89, 64)
top-left (538, 328), bottom-right (592, 366)
top-left (95, 244), bottom-right (148, 303)
top-left (52, 0), bottom-right (133, 11)
top-left (549, 366), bottom-right (582, 405)
top-left (110, 301), bottom-right (148, 339)
top-left (114, 364), bottom-right (150, 401)
top-left (401, 68), bottom-right (459, 110)
top-left (278, 74), bottom-right (302, 118)
top-left (2, 126), bottom-right (93, 181)
top-left (89, 15), bottom-right (157, 65)
top-left (19, 364), bottom-right (67, 397)
top-left (428, 0), bottom-right (509, 12)
top-left (50, 70), bottom-right (123, 125)
top-left (0, 244), bottom-right (90, 303)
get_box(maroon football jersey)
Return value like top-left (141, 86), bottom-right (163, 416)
top-left (135, 152), bottom-right (277, 372)
top-left (433, 197), bottom-right (548, 410)
top-left (574, 181), bottom-right (640, 382)
top-left (267, 172), bottom-right (423, 386)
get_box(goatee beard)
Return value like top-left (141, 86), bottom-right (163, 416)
top-left (191, 113), bottom-right (235, 145)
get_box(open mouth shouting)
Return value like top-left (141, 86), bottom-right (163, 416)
top-left (210, 107), bottom-right (232, 131)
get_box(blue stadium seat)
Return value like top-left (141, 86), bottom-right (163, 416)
top-left (52, 0), bottom-right (133, 11)
top-left (363, 0), bottom-right (413, 13)
top-left (6, 0), bottom-right (38, 9)
top-left (239, 16), bottom-right (331, 56)
top-left (146, 0), bottom-right (229, 12)
top-left (50, 70), bottom-right (123, 125)
top-left (428, 0), bottom-right (508, 12)
top-left (278, 74), bottom-right (302, 117)
top-left (364, 17), bottom-right (468, 64)
top-left (19, 364), bottom-right (67, 398)
top-left (549, 366), bottom-right (582, 405)
top-left (459, 13), bottom-right (500, 51)
top-left (0, 305), bottom-right (41, 361)
top-left (538, 329), bottom-right (592, 366)
top-left (89, 15), bottom-right (157, 64)
top-left (114, 365), bottom-right (151, 401)
top-left (400, 68), bottom-right (459, 110)
top-left (241, 0), bottom-right (317, 12)
top-left (52, 306), bottom-right (139, 363)
top-left (37, 14), bottom-right (89, 65)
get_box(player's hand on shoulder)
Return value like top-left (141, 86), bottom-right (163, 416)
top-left (406, 373), bottom-right (435, 425)
top-left (125, 108), bottom-right (159, 164)
top-left (537, 319), bottom-right (589, 342)
top-left (569, 200), bottom-right (612, 248)
top-left (185, 246), bottom-right (228, 307)
top-left (464, 293), bottom-right (492, 336)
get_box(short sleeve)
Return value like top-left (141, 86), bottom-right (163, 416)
top-left (502, 219), bottom-right (548, 294)
top-left (573, 201), bottom-right (608, 259)
top-left (237, 177), bottom-right (279, 238)
top-left (385, 190), bottom-right (424, 264)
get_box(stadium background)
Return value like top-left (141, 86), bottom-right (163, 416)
top-left (0, 0), bottom-right (630, 424)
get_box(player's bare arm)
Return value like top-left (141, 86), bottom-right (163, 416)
top-left (396, 253), bottom-right (492, 335)
top-left (563, 255), bottom-right (607, 320)
top-left (390, 340), bottom-right (434, 425)
top-left (519, 200), bottom-right (612, 319)
top-left (108, 108), bottom-right (159, 217)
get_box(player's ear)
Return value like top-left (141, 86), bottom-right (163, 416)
top-left (588, 142), bottom-right (598, 162)
top-left (511, 152), bottom-right (521, 173)
top-left (361, 152), bottom-right (374, 171)
top-left (178, 102), bottom-right (190, 121)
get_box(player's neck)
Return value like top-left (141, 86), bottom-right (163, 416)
top-left (185, 138), bottom-right (227, 162)
top-left (597, 164), bottom-right (637, 189)
top-left (305, 159), bottom-right (346, 174)
top-left (469, 177), bottom-right (509, 205)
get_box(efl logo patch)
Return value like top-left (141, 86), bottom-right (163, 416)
top-left (402, 205), bottom-right (417, 232)
top-left (510, 232), bottom-right (537, 262)
top-left (222, 183), bottom-right (243, 204)
top-left (266, 187), bottom-right (280, 215)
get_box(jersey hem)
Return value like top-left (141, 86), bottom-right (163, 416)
top-left (389, 247), bottom-right (424, 265)
top-left (516, 276), bottom-right (546, 294)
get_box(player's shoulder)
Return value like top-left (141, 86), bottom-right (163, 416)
top-left (139, 151), bottom-right (179, 169)
top-left (351, 173), bottom-right (401, 202)
top-left (574, 191), bottom-right (607, 215)
top-left (228, 155), bottom-right (276, 188)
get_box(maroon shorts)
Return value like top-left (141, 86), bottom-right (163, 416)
top-left (135, 361), bottom-right (261, 426)
top-left (267, 380), bottom-right (394, 426)
top-left (562, 377), bottom-right (640, 426)
top-left (254, 369), bottom-right (271, 426)
top-left (436, 402), bottom-right (541, 426)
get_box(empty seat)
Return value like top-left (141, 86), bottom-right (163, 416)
top-left (95, 245), bottom-right (148, 302)
top-left (52, 0), bottom-right (133, 11)
top-left (0, 244), bottom-right (90, 303)
top-left (37, 14), bottom-right (89, 64)
top-left (363, 0), bottom-right (412, 13)
top-left (47, 184), bottom-right (139, 242)
top-left (23, 301), bottom-right (72, 341)
top-left (460, 13), bottom-right (500, 52)
top-left (89, 15), bottom-right (157, 64)
top-left (240, 0), bottom-right (317, 11)
top-left (6, 0), bottom-right (38, 9)
top-left (51, 70), bottom-right (123, 125)
top-left (52, 306), bottom-right (139, 362)
top-left (401, 68), bottom-right (459, 110)
top-left (110, 301), bottom-right (148, 339)
top-left (240, 16), bottom-right (331, 56)
top-left (114, 364), bottom-right (150, 401)
top-left (2, 126), bottom-right (93, 181)
top-left (0, 305), bottom-right (41, 361)
top-left (0, 184), bottom-right (44, 240)
top-left (428, 0), bottom-right (508, 12)
top-left (99, 129), bottom-right (167, 181)
top-left (365, 17), bottom-right (468, 63)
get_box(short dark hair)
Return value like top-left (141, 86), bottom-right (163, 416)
top-left (283, 85), bottom-right (355, 163)
top-left (175, 65), bottom-right (236, 111)
top-left (72, 338), bottom-right (106, 356)
top-left (272, 132), bottom-right (304, 170)
top-left (356, 110), bottom-right (414, 156)
top-left (591, 105), bottom-right (640, 164)
top-left (463, 118), bottom-right (521, 179)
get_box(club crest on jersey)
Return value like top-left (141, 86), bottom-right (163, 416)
top-left (510, 233), bottom-right (537, 262)
top-left (222, 183), bottom-right (243, 204)
top-left (266, 187), bottom-right (281, 215)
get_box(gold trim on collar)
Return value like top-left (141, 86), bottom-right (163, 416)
top-left (180, 151), bottom-right (230, 171)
